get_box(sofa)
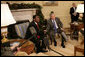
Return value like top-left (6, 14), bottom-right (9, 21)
top-left (8, 20), bottom-right (30, 39)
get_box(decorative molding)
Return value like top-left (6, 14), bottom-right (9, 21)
top-left (43, 1), bottom-right (58, 6)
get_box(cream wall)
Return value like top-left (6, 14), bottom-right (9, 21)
top-left (1, 1), bottom-right (84, 28)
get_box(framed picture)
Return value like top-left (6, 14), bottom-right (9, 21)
top-left (43, 1), bottom-right (58, 6)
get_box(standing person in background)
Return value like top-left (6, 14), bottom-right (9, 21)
top-left (70, 3), bottom-right (79, 23)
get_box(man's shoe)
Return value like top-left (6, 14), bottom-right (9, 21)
top-left (54, 44), bottom-right (57, 47)
top-left (61, 44), bottom-right (65, 48)
top-left (36, 50), bottom-right (40, 54)
top-left (41, 50), bottom-right (48, 53)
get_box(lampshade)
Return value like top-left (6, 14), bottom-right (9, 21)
top-left (1, 4), bottom-right (16, 27)
top-left (76, 4), bottom-right (84, 13)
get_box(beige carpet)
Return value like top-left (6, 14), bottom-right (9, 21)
top-left (28, 29), bottom-right (84, 56)
top-left (44, 34), bottom-right (84, 56)
top-left (28, 53), bottom-right (48, 56)
top-left (28, 36), bottom-right (84, 56)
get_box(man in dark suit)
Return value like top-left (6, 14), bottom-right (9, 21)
top-left (46, 12), bottom-right (67, 48)
top-left (70, 3), bottom-right (79, 23)
top-left (25, 15), bottom-right (48, 53)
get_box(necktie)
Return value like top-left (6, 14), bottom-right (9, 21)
top-left (53, 20), bottom-right (57, 33)
top-left (36, 23), bottom-right (39, 30)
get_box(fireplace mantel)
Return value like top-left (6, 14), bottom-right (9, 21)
top-left (11, 9), bottom-right (37, 22)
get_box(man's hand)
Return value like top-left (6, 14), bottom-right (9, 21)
top-left (73, 12), bottom-right (77, 16)
top-left (61, 28), bottom-right (64, 31)
top-left (10, 44), bottom-right (21, 55)
top-left (81, 28), bottom-right (84, 31)
top-left (10, 43), bottom-right (19, 50)
top-left (17, 47), bottom-right (21, 51)
top-left (13, 47), bottom-right (21, 55)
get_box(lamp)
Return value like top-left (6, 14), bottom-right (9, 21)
top-left (76, 4), bottom-right (84, 13)
top-left (1, 4), bottom-right (16, 43)
top-left (76, 4), bottom-right (84, 22)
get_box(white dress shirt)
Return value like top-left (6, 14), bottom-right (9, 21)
top-left (73, 7), bottom-right (76, 12)
top-left (34, 21), bottom-right (38, 25)
top-left (52, 19), bottom-right (58, 29)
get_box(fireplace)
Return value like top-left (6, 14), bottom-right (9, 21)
top-left (11, 9), bottom-right (36, 22)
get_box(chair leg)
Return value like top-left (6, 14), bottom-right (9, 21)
top-left (74, 47), bottom-right (76, 56)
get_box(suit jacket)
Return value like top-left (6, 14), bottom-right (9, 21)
top-left (47, 17), bottom-right (63, 36)
top-left (70, 7), bottom-right (79, 18)
top-left (25, 21), bottom-right (43, 40)
top-left (70, 7), bottom-right (79, 22)
top-left (70, 7), bottom-right (77, 16)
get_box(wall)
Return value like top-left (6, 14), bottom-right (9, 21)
top-left (1, 1), bottom-right (84, 28)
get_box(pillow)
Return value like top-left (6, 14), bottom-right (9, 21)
top-left (15, 22), bottom-right (29, 38)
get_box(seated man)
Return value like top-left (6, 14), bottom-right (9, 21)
top-left (25, 15), bottom-right (48, 53)
top-left (46, 11), bottom-right (68, 48)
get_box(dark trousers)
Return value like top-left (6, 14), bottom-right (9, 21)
top-left (41, 38), bottom-right (46, 49)
top-left (50, 34), bottom-right (57, 46)
top-left (71, 16), bottom-right (78, 23)
top-left (61, 31), bottom-right (67, 46)
top-left (31, 39), bottom-right (41, 52)
top-left (31, 38), bottom-right (46, 52)
top-left (43, 36), bottom-right (50, 49)
top-left (61, 35), bottom-right (65, 46)
top-left (50, 33), bottom-right (65, 46)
